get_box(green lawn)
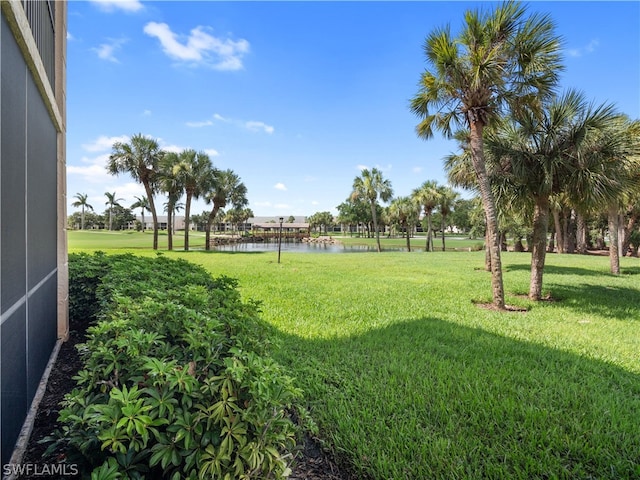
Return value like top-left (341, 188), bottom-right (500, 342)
top-left (69, 231), bottom-right (640, 479)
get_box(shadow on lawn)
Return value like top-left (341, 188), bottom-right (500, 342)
top-left (544, 283), bottom-right (640, 320)
top-left (504, 263), bottom-right (609, 277)
top-left (269, 317), bottom-right (640, 479)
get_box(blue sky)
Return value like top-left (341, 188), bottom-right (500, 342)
top-left (67, 1), bottom-right (640, 220)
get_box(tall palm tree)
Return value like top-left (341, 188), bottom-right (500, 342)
top-left (71, 193), bottom-right (93, 230)
top-left (351, 168), bottom-right (393, 253)
top-left (387, 197), bottom-right (420, 252)
top-left (104, 192), bottom-right (123, 231)
top-left (130, 195), bottom-right (150, 232)
top-left (174, 150), bottom-right (213, 251)
top-left (412, 180), bottom-right (440, 252)
top-left (486, 90), bottom-right (620, 298)
top-left (108, 134), bottom-right (163, 249)
top-left (437, 185), bottom-right (459, 251)
top-left (203, 169), bottom-right (248, 251)
top-left (158, 152), bottom-right (184, 251)
top-left (410, 1), bottom-right (563, 308)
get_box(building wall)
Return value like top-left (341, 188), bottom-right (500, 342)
top-left (0, 0), bottom-right (66, 465)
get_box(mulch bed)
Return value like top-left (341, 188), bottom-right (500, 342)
top-left (17, 327), bottom-right (357, 480)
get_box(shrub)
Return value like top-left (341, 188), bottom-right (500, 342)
top-left (49, 254), bottom-right (307, 479)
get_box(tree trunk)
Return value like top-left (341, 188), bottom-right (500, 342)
top-left (566, 209), bottom-right (577, 254)
top-left (371, 201), bottom-right (381, 252)
top-left (405, 221), bottom-right (411, 252)
top-left (529, 195), bottom-right (550, 301)
top-left (484, 219), bottom-right (491, 271)
top-left (608, 206), bottom-right (620, 275)
top-left (184, 193), bottom-right (192, 251)
top-left (552, 208), bottom-right (563, 254)
top-left (621, 213), bottom-right (638, 257)
top-left (167, 205), bottom-right (174, 251)
top-left (441, 218), bottom-right (446, 251)
top-left (144, 184), bottom-right (159, 250)
top-left (425, 213), bottom-right (433, 252)
top-left (81, 207), bottom-right (85, 230)
top-left (576, 212), bottom-right (587, 254)
top-left (469, 122), bottom-right (504, 308)
top-left (514, 237), bottom-right (524, 252)
top-left (205, 204), bottom-right (221, 251)
top-left (500, 231), bottom-right (507, 251)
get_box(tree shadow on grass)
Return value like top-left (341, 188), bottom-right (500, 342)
top-left (543, 283), bottom-right (640, 320)
top-left (268, 318), bottom-right (640, 480)
top-left (504, 263), bottom-right (608, 277)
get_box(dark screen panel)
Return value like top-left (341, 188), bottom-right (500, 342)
top-left (1, 15), bottom-right (27, 313)
top-left (26, 275), bottom-right (57, 399)
top-left (1, 306), bottom-right (27, 465)
top-left (26, 77), bottom-right (57, 289)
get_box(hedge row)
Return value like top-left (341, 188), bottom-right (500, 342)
top-left (49, 252), bottom-right (308, 479)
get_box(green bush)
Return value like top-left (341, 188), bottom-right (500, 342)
top-left (49, 254), bottom-right (308, 479)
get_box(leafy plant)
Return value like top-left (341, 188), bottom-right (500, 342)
top-left (48, 253), bottom-right (308, 479)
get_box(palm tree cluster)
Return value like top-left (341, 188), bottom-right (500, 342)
top-left (107, 133), bottom-right (249, 251)
top-left (411, 0), bottom-right (639, 307)
top-left (337, 169), bottom-right (461, 254)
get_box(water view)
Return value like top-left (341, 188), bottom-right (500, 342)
top-left (212, 241), bottom-right (382, 253)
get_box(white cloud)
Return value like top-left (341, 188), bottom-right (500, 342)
top-left (204, 149), bottom-right (220, 157)
top-left (274, 203), bottom-right (291, 210)
top-left (89, 0), bottom-right (144, 13)
top-left (67, 32), bottom-right (74, 41)
top-left (68, 152), bottom-right (111, 184)
top-left (92, 38), bottom-right (127, 63)
top-left (160, 143), bottom-right (183, 154)
top-left (356, 164), bottom-right (368, 171)
top-left (274, 183), bottom-right (287, 191)
top-left (143, 22), bottom-right (249, 70)
top-left (311, 200), bottom-right (319, 205)
top-left (212, 113), bottom-right (274, 134)
top-left (186, 119), bottom-right (214, 128)
top-left (142, 109), bottom-right (152, 116)
top-left (245, 121), bottom-right (274, 134)
top-left (567, 39), bottom-right (599, 58)
top-left (213, 113), bottom-right (230, 122)
top-left (412, 166), bottom-right (423, 174)
top-left (82, 135), bottom-right (129, 152)
top-left (253, 201), bottom-right (273, 207)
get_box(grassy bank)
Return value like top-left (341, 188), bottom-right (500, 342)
top-left (69, 232), bottom-right (640, 479)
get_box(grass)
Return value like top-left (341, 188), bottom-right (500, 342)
top-left (69, 231), bottom-right (640, 479)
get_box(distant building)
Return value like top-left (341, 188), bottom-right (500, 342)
top-left (130, 215), bottom-right (188, 231)
top-left (0, 0), bottom-right (67, 465)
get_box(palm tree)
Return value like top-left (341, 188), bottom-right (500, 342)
top-left (108, 134), bottom-right (163, 249)
top-left (71, 193), bottom-right (93, 230)
top-left (567, 116), bottom-right (640, 274)
top-left (387, 196), bottom-right (420, 252)
top-left (104, 192), bottom-right (123, 231)
top-left (437, 185), bottom-right (459, 251)
top-left (157, 152), bottom-right (184, 251)
top-left (410, 1), bottom-right (562, 308)
top-left (130, 195), bottom-right (150, 232)
top-left (412, 180), bottom-right (440, 252)
top-left (174, 150), bottom-right (213, 251)
top-left (203, 169), bottom-right (248, 251)
top-left (486, 90), bottom-right (620, 298)
top-left (351, 168), bottom-right (393, 253)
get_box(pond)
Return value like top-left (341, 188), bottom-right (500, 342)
top-left (211, 241), bottom-right (412, 253)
